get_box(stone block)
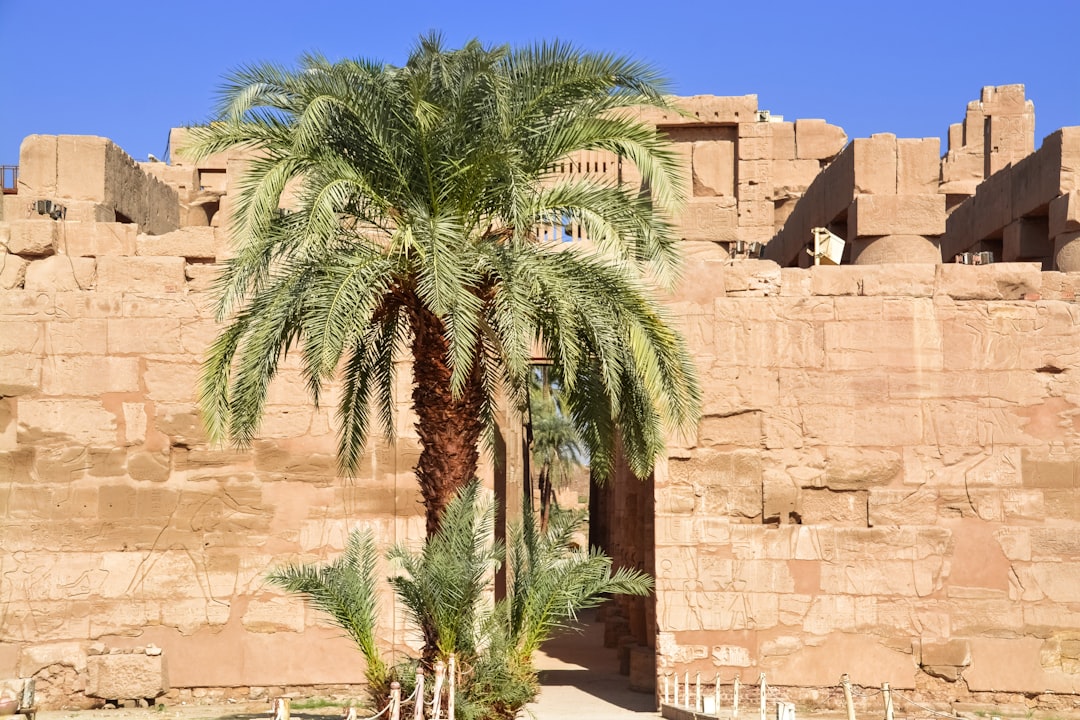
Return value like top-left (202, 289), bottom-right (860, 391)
top-left (798, 489), bottom-right (867, 525)
top-left (934, 262), bottom-right (1042, 300)
top-left (737, 199), bottom-right (773, 228)
top-left (737, 134), bottom-right (771, 161)
top-left (0, 355), bottom-right (40, 396)
top-left (675, 198), bottom-right (739, 242)
top-left (850, 194), bottom-right (946, 237)
top-left (6, 220), bottom-right (58, 256)
top-left (852, 135), bottom-right (897, 195)
top-left (919, 639), bottom-right (971, 681)
top-left (0, 253), bottom-right (28, 289)
top-left (135, 227), bottom-right (217, 260)
top-left (55, 136), bottom-right (109, 202)
top-left (241, 597), bottom-right (305, 634)
top-left (691, 140), bottom-right (736, 197)
top-left (85, 651), bottom-right (168, 700)
top-left (96, 256), bottom-right (185, 292)
top-left (638, 95), bottom-right (758, 126)
top-left (23, 255), bottom-right (96, 291)
top-left (60, 222), bottom-right (137, 257)
top-left (771, 159), bottom-right (821, 197)
top-left (771, 122), bottom-right (796, 161)
top-left (17, 135), bottom-right (58, 196)
top-left (795, 119), bottom-right (847, 160)
top-left (45, 319), bottom-right (108, 355)
top-left (1050, 191), bottom-right (1080, 238)
top-left (106, 318), bottom-right (183, 354)
top-left (17, 400), bottom-right (117, 445)
top-left (1002, 217), bottom-right (1051, 262)
top-left (896, 138), bottom-right (940, 194)
top-left (40, 355), bottom-right (141, 396)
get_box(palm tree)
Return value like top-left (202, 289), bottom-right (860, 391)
top-left (187, 35), bottom-right (701, 536)
top-left (527, 368), bottom-right (585, 532)
top-left (269, 482), bottom-right (653, 718)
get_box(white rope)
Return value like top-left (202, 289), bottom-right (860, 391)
top-left (401, 685), bottom-right (419, 704)
top-left (353, 696), bottom-right (394, 720)
top-left (892, 690), bottom-right (968, 720)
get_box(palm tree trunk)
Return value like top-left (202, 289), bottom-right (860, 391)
top-left (410, 304), bottom-right (486, 537)
top-left (539, 464), bottom-right (552, 533)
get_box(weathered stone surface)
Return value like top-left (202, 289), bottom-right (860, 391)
top-left (7, 221), bottom-right (57, 256)
top-left (24, 255), bottom-right (97, 291)
top-left (85, 652), bottom-right (168, 700)
top-left (96, 256), bottom-right (185, 292)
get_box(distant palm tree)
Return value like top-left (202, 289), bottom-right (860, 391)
top-left (528, 368), bottom-right (585, 532)
top-left (187, 35), bottom-right (701, 536)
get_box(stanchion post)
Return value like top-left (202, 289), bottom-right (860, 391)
top-left (448, 655), bottom-right (456, 720)
top-left (674, 672), bottom-right (680, 708)
top-left (882, 682), bottom-right (892, 720)
top-left (664, 674), bottom-right (670, 706)
top-left (841, 674), bottom-right (855, 720)
top-left (696, 672), bottom-right (702, 712)
top-left (431, 661), bottom-right (446, 720)
top-left (714, 674), bottom-right (721, 718)
top-left (414, 671), bottom-right (425, 720)
top-left (733, 675), bottom-right (741, 720)
top-left (390, 682), bottom-right (401, 720)
top-left (758, 673), bottom-right (767, 720)
top-left (684, 672), bottom-right (690, 709)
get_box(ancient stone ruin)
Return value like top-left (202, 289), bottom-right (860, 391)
top-left (2, 84), bottom-right (1080, 710)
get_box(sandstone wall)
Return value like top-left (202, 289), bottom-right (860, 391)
top-left (653, 257), bottom-right (1080, 703)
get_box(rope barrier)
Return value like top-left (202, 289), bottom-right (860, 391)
top-left (892, 690), bottom-right (968, 720)
top-left (657, 671), bottom-right (981, 720)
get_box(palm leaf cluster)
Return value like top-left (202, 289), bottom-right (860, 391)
top-left (268, 482), bottom-right (652, 719)
top-left (186, 35), bottom-right (701, 535)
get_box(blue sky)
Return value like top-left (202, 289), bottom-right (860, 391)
top-left (1, 0), bottom-right (1077, 166)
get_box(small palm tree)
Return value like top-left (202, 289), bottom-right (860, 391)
top-left (185, 35), bottom-right (701, 537)
top-left (269, 482), bottom-right (652, 718)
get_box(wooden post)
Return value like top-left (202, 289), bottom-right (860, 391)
top-left (272, 698), bottom-right (290, 720)
top-left (674, 672), bottom-right (680, 707)
top-left (684, 672), bottom-right (690, 709)
top-left (414, 670), bottom-right (425, 720)
top-left (733, 675), bottom-right (741, 720)
top-left (758, 673), bottom-right (767, 720)
top-left (696, 672), bottom-right (702, 712)
top-left (713, 674), bottom-right (721, 718)
top-left (663, 674), bottom-right (670, 706)
top-left (448, 655), bottom-right (456, 720)
top-left (882, 683), bottom-right (893, 720)
top-left (841, 674), bottom-right (855, 720)
top-left (390, 682), bottom-right (401, 720)
top-left (431, 661), bottom-right (446, 720)
top-left (343, 708), bottom-right (357, 720)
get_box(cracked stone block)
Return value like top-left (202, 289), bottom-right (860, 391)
top-left (85, 652), bottom-right (168, 700)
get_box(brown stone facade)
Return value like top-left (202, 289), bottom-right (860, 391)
top-left (2, 84), bottom-right (1080, 709)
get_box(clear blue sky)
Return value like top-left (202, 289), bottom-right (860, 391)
top-left (1, 0), bottom-right (1077, 167)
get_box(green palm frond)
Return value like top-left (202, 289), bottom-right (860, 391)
top-left (190, 36), bottom-right (701, 535)
top-left (266, 529), bottom-right (388, 687)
